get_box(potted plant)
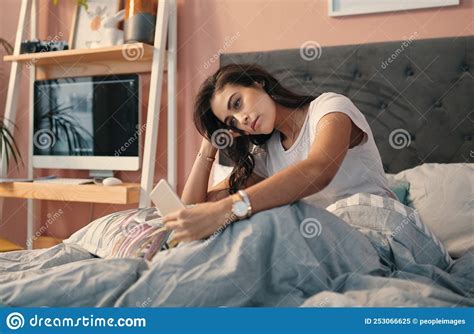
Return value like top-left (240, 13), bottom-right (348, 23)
top-left (0, 38), bottom-right (23, 176)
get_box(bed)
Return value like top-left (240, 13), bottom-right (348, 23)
top-left (0, 36), bottom-right (472, 307)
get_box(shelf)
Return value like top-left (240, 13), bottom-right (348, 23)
top-left (3, 43), bottom-right (166, 79)
top-left (0, 182), bottom-right (140, 204)
top-left (33, 236), bottom-right (63, 249)
top-left (0, 236), bottom-right (24, 252)
top-left (3, 43), bottom-right (155, 65)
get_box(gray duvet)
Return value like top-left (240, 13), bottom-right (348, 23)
top-left (0, 201), bottom-right (472, 307)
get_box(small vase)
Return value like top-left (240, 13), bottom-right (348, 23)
top-left (124, 0), bottom-right (158, 44)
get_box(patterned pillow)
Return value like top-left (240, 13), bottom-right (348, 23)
top-left (63, 207), bottom-right (173, 260)
top-left (326, 193), bottom-right (454, 271)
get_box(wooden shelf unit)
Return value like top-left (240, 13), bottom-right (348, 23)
top-left (1, 0), bottom-right (178, 249)
top-left (0, 182), bottom-right (140, 204)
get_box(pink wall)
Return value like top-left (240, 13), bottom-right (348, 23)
top-left (1, 0), bottom-right (472, 246)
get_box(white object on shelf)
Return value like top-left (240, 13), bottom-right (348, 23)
top-left (96, 9), bottom-right (125, 47)
top-left (102, 177), bottom-right (123, 186)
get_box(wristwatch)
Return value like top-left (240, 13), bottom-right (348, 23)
top-left (228, 190), bottom-right (252, 222)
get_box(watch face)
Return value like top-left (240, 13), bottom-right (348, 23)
top-left (233, 201), bottom-right (248, 217)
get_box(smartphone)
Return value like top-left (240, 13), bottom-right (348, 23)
top-left (149, 179), bottom-right (186, 216)
top-left (149, 179), bottom-right (186, 248)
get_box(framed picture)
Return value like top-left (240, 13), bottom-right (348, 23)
top-left (328, 0), bottom-right (460, 17)
top-left (69, 0), bottom-right (121, 49)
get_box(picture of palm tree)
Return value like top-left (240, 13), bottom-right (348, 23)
top-left (34, 101), bottom-right (93, 156)
top-left (34, 80), bottom-right (93, 156)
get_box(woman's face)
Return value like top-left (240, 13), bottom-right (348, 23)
top-left (210, 83), bottom-right (276, 136)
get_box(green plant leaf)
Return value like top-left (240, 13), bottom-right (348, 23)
top-left (0, 117), bottom-right (23, 171)
top-left (0, 38), bottom-right (13, 55)
top-left (0, 132), bottom-right (4, 160)
top-left (2, 125), bottom-right (23, 167)
top-left (4, 136), bottom-right (17, 167)
top-left (2, 136), bottom-right (10, 170)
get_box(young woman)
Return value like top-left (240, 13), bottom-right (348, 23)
top-left (163, 64), bottom-right (396, 242)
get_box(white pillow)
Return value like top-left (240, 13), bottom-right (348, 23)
top-left (392, 163), bottom-right (473, 258)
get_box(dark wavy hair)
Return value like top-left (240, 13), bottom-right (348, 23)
top-left (193, 63), bottom-right (317, 194)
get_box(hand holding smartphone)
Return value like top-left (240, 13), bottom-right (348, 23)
top-left (149, 179), bottom-right (187, 247)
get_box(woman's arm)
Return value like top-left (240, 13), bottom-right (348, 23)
top-left (162, 112), bottom-right (355, 243)
top-left (180, 138), bottom-right (218, 205)
top-left (206, 171), bottom-right (264, 202)
top-left (181, 138), bottom-right (265, 205)
top-left (219, 112), bottom-right (353, 214)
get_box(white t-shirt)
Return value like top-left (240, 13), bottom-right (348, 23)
top-left (252, 92), bottom-right (397, 209)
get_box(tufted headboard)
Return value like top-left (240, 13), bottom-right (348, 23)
top-left (218, 36), bottom-right (473, 173)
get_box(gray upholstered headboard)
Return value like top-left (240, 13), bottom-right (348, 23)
top-left (219, 36), bottom-right (473, 173)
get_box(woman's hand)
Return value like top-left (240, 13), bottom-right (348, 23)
top-left (162, 197), bottom-right (233, 243)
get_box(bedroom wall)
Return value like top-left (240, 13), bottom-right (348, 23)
top-left (1, 0), bottom-right (472, 247)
